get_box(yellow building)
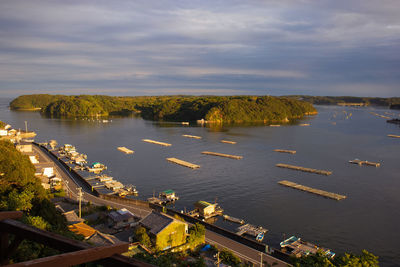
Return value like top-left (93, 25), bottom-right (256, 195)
top-left (139, 212), bottom-right (188, 251)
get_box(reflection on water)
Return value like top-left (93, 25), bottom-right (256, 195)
top-left (1, 98), bottom-right (400, 266)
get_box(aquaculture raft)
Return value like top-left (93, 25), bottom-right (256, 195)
top-left (166, 158), bottom-right (200, 169)
top-left (142, 139), bottom-right (172, 146)
top-left (273, 149), bottom-right (296, 154)
top-left (182, 134), bottom-right (202, 139)
top-left (278, 180), bottom-right (346, 200)
top-left (349, 159), bottom-right (380, 167)
top-left (117, 147), bottom-right (134, 154)
top-left (201, 151), bottom-right (243, 160)
top-left (221, 140), bottom-right (237, 144)
top-left (276, 163), bottom-right (332, 175)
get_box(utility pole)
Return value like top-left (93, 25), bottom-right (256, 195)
top-left (214, 251), bottom-right (220, 267)
top-left (24, 121), bottom-right (27, 133)
top-left (77, 187), bottom-right (83, 218)
top-left (64, 180), bottom-right (69, 197)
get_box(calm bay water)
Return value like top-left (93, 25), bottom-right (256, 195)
top-left (1, 98), bottom-right (400, 266)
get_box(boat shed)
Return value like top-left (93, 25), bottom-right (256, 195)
top-left (194, 201), bottom-right (216, 218)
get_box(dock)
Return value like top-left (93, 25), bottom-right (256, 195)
top-left (387, 134), bottom-right (400, 138)
top-left (349, 159), bottom-right (380, 167)
top-left (269, 125), bottom-right (281, 127)
top-left (274, 149), bottom-right (296, 154)
top-left (142, 139), bottom-right (172, 147)
top-left (221, 140), bottom-right (237, 144)
top-left (182, 134), bottom-right (202, 139)
top-left (117, 146), bottom-right (134, 154)
top-left (201, 151), bottom-right (243, 160)
top-left (276, 163), bottom-right (332, 175)
top-left (236, 224), bottom-right (268, 238)
top-left (299, 123), bottom-right (310, 126)
top-left (223, 215), bottom-right (245, 224)
top-left (278, 180), bottom-right (346, 200)
top-left (166, 157), bottom-right (200, 169)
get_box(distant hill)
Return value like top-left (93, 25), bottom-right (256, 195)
top-left (10, 94), bottom-right (317, 124)
top-left (287, 95), bottom-right (400, 106)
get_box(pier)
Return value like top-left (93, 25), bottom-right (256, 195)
top-left (182, 134), bottom-right (202, 139)
top-left (349, 159), bottom-right (380, 167)
top-left (117, 146), bottom-right (134, 154)
top-left (273, 149), bottom-right (296, 154)
top-left (202, 151), bottom-right (243, 160)
top-left (276, 163), bottom-right (332, 175)
top-left (166, 157), bottom-right (200, 169)
top-left (221, 140), bottom-right (237, 144)
top-left (278, 180), bottom-right (346, 200)
top-left (223, 215), bottom-right (245, 224)
top-left (142, 139), bottom-right (172, 146)
top-left (236, 224), bottom-right (268, 240)
top-left (387, 134), bottom-right (400, 138)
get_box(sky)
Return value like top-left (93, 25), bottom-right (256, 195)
top-left (0, 0), bottom-right (399, 97)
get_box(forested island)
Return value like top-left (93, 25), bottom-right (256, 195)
top-left (10, 94), bottom-right (317, 124)
top-left (288, 95), bottom-right (400, 106)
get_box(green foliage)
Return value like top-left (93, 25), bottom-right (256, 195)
top-left (23, 215), bottom-right (49, 230)
top-left (288, 95), bottom-right (400, 107)
top-left (134, 251), bottom-right (206, 267)
top-left (291, 250), bottom-right (379, 267)
top-left (0, 120), bottom-right (6, 129)
top-left (10, 94), bottom-right (316, 123)
top-left (135, 226), bottom-right (152, 248)
top-left (6, 189), bottom-right (34, 211)
top-left (335, 250), bottom-right (379, 267)
top-left (0, 140), bottom-right (82, 263)
top-left (187, 223), bottom-right (205, 246)
top-left (220, 248), bottom-right (242, 267)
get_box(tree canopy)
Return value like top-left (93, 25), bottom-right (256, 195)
top-left (10, 94), bottom-right (317, 124)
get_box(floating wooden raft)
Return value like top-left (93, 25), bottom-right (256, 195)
top-left (201, 151), bottom-right (243, 160)
top-left (221, 140), bottom-right (237, 144)
top-left (269, 125), bottom-right (281, 127)
top-left (276, 163), bottom-right (332, 175)
top-left (349, 159), bottom-right (380, 167)
top-left (387, 134), bottom-right (400, 138)
top-left (278, 180), bottom-right (346, 200)
top-left (299, 123), bottom-right (310, 126)
top-left (182, 134), bottom-right (202, 139)
top-left (274, 149), bottom-right (296, 154)
top-left (142, 139), bottom-right (172, 147)
top-left (166, 157), bottom-right (200, 169)
top-left (117, 147), bottom-right (134, 154)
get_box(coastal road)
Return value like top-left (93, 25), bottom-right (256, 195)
top-left (206, 231), bottom-right (289, 267)
top-left (33, 144), bottom-right (289, 267)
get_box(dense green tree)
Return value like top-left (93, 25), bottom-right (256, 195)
top-left (135, 226), bottom-right (151, 248)
top-left (291, 250), bottom-right (379, 267)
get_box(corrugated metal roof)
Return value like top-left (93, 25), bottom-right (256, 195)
top-left (196, 201), bottom-right (213, 208)
top-left (162, 189), bottom-right (175, 195)
top-left (140, 212), bottom-right (173, 235)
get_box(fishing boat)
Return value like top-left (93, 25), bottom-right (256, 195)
top-left (280, 236), bottom-right (335, 259)
top-left (86, 162), bottom-right (107, 173)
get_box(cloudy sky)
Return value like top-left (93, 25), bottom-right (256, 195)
top-left (0, 0), bottom-right (399, 97)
